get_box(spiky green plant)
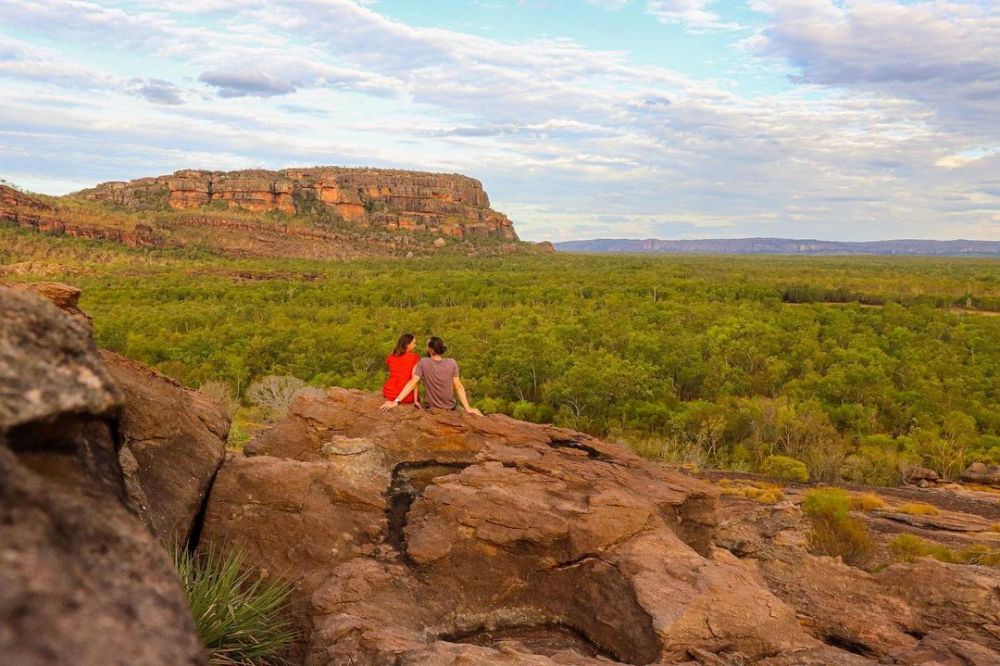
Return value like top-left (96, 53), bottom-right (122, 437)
top-left (173, 545), bottom-right (297, 666)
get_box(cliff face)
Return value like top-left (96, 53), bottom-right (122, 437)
top-left (81, 167), bottom-right (518, 241)
top-left (0, 185), bottom-right (159, 248)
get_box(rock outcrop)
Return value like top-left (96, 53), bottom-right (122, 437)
top-left (103, 350), bottom-right (230, 546)
top-left (79, 167), bottom-right (518, 240)
top-left (714, 486), bottom-right (1000, 665)
top-left (1, 184), bottom-right (160, 248)
top-left (201, 388), bottom-right (863, 665)
top-left (0, 287), bottom-right (206, 665)
top-left (962, 462), bottom-right (1000, 487)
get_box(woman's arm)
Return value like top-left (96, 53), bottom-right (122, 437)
top-left (380, 375), bottom-right (421, 411)
top-left (452, 377), bottom-right (483, 416)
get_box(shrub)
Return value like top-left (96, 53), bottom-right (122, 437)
top-left (887, 534), bottom-right (926, 562)
top-left (246, 375), bottom-right (307, 421)
top-left (760, 455), bottom-right (809, 483)
top-left (840, 439), bottom-right (917, 486)
top-left (801, 487), bottom-right (850, 520)
top-left (628, 436), bottom-right (706, 468)
top-left (200, 380), bottom-right (241, 419)
top-left (174, 545), bottom-right (296, 665)
top-left (801, 488), bottom-right (874, 567)
top-left (849, 493), bottom-right (886, 512)
top-left (896, 502), bottom-right (939, 516)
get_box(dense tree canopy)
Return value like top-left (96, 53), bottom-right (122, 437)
top-left (3, 226), bottom-right (998, 483)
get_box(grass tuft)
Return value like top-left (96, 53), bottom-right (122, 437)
top-left (719, 479), bottom-right (785, 504)
top-left (895, 502), bottom-right (940, 516)
top-left (849, 493), bottom-right (886, 512)
top-left (887, 534), bottom-right (1000, 567)
top-left (174, 545), bottom-right (297, 665)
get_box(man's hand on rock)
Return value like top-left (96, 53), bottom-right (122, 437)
top-left (466, 408), bottom-right (483, 417)
top-left (379, 401), bottom-right (397, 412)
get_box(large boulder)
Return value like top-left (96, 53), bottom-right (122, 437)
top-left (102, 350), bottom-right (229, 546)
top-left (0, 287), bottom-right (206, 665)
top-left (203, 388), bottom-right (850, 665)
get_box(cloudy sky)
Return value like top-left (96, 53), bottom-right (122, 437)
top-left (1, 0), bottom-right (997, 241)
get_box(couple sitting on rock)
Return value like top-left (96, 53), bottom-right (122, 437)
top-left (379, 333), bottom-right (483, 416)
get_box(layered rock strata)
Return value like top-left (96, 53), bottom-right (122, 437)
top-left (0, 184), bottom-right (159, 248)
top-left (81, 167), bottom-right (518, 240)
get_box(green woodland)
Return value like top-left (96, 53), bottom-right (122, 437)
top-left (3, 225), bottom-right (999, 484)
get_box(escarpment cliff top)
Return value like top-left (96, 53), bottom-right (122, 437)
top-left (77, 167), bottom-right (517, 241)
top-left (1, 166), bottom-right (535, 260)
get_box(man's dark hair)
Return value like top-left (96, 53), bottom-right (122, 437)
top-left (427, 336), bottom-right (447, 355)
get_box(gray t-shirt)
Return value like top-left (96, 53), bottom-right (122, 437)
top-left (413, 357), bottom-right (459, 409)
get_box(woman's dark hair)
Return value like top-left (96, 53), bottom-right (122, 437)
top-left (427, 336), bottom-right (447, 356)
top-left (392, 333), bottom-right (415, 356)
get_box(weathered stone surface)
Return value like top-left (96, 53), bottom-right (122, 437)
top-left (904, 466), bottom-right (940, 485)
top-left (204, 388), bottom-right (838, 665)
top-left (0, 287), bottom-right (206, 666)
top-left (713, 494), bottom-right (1000, 665)
top-left (0, 288), bottom-right (119, 432)
top-left (101, 350), bottom-right (229, 546)
top-left (80, 167), bottom-right (519, 240)
top-left (962, 462), bottom-right (1000, 487)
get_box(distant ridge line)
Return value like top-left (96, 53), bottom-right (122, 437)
top-left (552, 237), bottom-right (1000, 256)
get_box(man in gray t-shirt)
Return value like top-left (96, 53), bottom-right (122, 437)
top-left (413, 357), bottom-right (459, 409)
top-left (379, 336), bottom-right (482, 416)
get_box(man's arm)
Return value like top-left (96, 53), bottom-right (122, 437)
top-left (380, 375), bottom-right (421, 411)
top-left (452, 376), bottom-right (483, 417)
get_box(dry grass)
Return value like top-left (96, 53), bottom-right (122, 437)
top-left (895, 502), bottom-right (940, 516)
top-left (849, 493), bottom-right (886, 512)
top-left (888, 534), bottom-right (1000, 567)
top-left (718, 479), bottom-right (785, 504)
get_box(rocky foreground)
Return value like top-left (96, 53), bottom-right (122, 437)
top-left (2, 283), bottom-right (999, 665)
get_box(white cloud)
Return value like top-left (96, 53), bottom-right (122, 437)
top-left (751, 0), bottom-right (1000, 130)
top-left (646, 0), bottom-right (718, 25)
top-left (0, 0), bottom-right (997, 240)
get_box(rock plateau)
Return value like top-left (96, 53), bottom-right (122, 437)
top-left (79, 167), bottom-right (518, 240)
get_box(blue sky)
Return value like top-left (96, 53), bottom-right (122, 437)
top-left (0, 0), bottom-right (997, 241)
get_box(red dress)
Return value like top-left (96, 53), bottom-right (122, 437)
top-left (382, 352), bottom-right (419, 403)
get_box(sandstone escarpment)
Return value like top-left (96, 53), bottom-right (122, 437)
top-left (1, 184), bottom-right (160, 248)
top-left (80, 167), bottom-right (518, 240)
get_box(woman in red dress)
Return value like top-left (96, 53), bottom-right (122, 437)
top-left (382, 333), bottom-right (421, 406)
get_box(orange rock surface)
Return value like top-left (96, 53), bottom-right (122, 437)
top-left (83, 167), bottom-right (518, 240)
